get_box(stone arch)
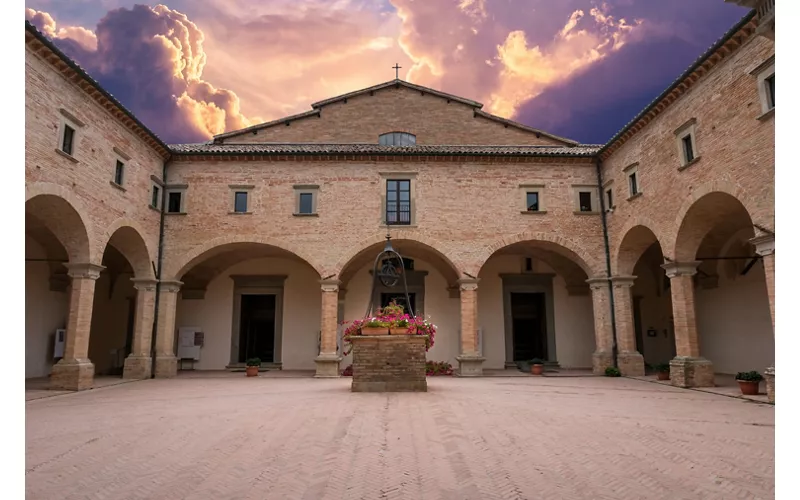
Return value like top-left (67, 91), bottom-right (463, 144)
top-left (477, 231), bottom-right (598, 277)
top-left (332, 232), bottom-right (463, 280)
top-left (99, 219), bottom-right (155, 279)
top-left (614, 217), bottom-right (667, 276)
top-left (671, 186), bottom-right (756, 263)
top-left (25, 182), bottom-right (94, 264)
top-left (169, 235), bottom-right (324, 281)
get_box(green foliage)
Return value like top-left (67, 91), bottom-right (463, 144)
top-left (426, 361), bottom-right (453, 376)
top-left (245, 357), bottom-right (261, 367)
top-left (653, 363), bottom-right (671, 373)
top-left (605, 366), bottom-right (621, 377)
top-left (735, 370), bottom-right (763, 382)
top-left (529, 358), bottom-right (545, 365)
top-left (363, 320), bottom-right (390, 328)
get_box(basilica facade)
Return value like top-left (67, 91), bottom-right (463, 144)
top-left (24, 6), bottom-right (776, 400)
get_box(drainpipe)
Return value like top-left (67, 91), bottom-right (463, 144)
top-left (595, 158), bottom-right (619, 369)
top-left (149, 156), bottom-right (169, 378)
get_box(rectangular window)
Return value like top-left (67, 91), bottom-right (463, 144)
top-left (765, 74), bottom-right (775, 109)
top-left (606, 188), bottom-right (613, 208)
top-left (234, 191), bottom-right (248, 213)
top-left (682, 135), bottom-right (694, 163)
top-left (628, 172), bottom-right (638, 196)
top-left (114, 160), bottom-right (124, 185)
top-left (578, 192), bottom-right (592, 212)
top-left (167, 191), bottom-right (182, 213)
top-left (386, 179), bottom-right (411, 225)
top-left (151, 186), bottom-right (160, 208)
top-left (526, 192), bottom-right (539, 212)
top-left (61, 125), bottom-right (75, 155)
top-left (298, 193), bottom-right (313, 214)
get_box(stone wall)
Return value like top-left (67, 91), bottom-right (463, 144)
top-left (350, 335), bottom-right (427, 392)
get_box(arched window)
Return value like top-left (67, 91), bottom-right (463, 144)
top-left (379, 132), bottom-right (416, 146)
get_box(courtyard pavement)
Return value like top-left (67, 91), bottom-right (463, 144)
top-left (26, 375), bottom-right (774, 500)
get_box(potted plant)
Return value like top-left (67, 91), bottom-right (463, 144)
top-left (245, 357), bottom-right (261, 377)
top-left (653, 363), bottom-right (671, 380)
top-left (529, 358), bottom-right (545, 375)
top-left (360, 318), bottom-right (390, 335)
top-left (605, 367), bottom-right (621, 377)
top-left (735, 371), bottom-right (763, 395)
top-left (390, 317), bottom-right (411, 335)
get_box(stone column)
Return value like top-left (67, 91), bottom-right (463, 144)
top-left (315, 279), bottom-right (342, 377)
top-left (751, 234), bottom-right (775, 403)
top-left (611, 275), bottom-right (645, 376)
top-left (456, 278), bottom-right (484, 376)
top-left (50, 263), bottom-right (104, 391)
top-left (587, 278), bottom-right (614, 374)
top-left (661, 261), bottom-right (714, 388)
top-left (154, 280), bottom-right (182, 378)
top-left (122, 278), bottom-right (158, 380)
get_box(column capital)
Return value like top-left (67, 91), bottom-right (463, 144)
top-left (320, 278), bottom-right (341, 292)
top-left (610, 275), bottom-right (637, 288)
top-left (585, 277), bottom-right (609, 290)
top-left (749, 234), bottom-right (775, 256)
top-left (66, 263), bottom-right (105, 280)
top-left (131, 278), bottom-right (158, 292)
top-left (661, 261), bottom-right (701, 278)
top-left (457, 277), bottom-right (479, 291)
top-left (159, 280), bottom-right (183, 293)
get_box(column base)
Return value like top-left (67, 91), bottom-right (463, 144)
top-left (122, 355), bottom-right (152, 380)
top-left (154, 355), bottom-right (178, 378)
top-left (618, 351), bottom-right (645, 376)
top-left (456, 355), bottom-right (485, 377)
top-left (592, 350), bottom-right (614, 375)
top-left (51, 359), bottom-right (94, 391)
top-left (670, 357), bottom-right (715, 388)
top-left (765, 366), bottom-right (775, 403)
top-left (314, 354), bottom-right (342, 378)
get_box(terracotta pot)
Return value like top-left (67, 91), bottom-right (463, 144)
top-left (656, 371), bottom-right (670, 381)
top-left (389, 327), bottom-right (410, 335)
top-left (737, 380), bottom-right (760, 395)
top-left (246, 366), bottom-right (259, 377)
top-left (531, 364), bottom-right (544, 375)
top-left (361, 326), bottom-right (388, 336)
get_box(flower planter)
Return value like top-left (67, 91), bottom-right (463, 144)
top-left (246, 366), bottom-right (259, 377)
top-left (531, 364), bottom-right (544, 375)
top-left (389, 327), bottom-right (410, 335)
top-left (656, 371), bottom-right (670, 381)
top-left (361, 326), bottom-right (388, 336)
top-left (737, 380), bottom-right (760, 395)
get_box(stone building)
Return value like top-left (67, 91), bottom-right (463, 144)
top-left (24, 5), bottom-right (775, 400)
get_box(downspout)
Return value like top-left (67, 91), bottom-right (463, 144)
top-left (150, 155), bottom-right (169, 378)
top-left (595, 157), bottom-right (619, 369)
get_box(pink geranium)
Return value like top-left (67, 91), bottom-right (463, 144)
top-left (341, 301), bottom-right (436, 355)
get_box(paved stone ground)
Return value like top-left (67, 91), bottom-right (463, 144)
top-left (25, 376), bottom-right (774, 500)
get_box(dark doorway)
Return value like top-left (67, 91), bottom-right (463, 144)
top-left (381, 292), bottom-right (416, 316)
top-left (238, 294), bottom-right (277, 363)
top-left (125, 297), bottom-right (136, 357)
top-left (510, 292), bottom-right (547, 361)
top-left (633, 296), bottom-right (644, 356)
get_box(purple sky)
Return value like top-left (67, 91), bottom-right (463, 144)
top-left (25, 1), bottom-right (750, 144)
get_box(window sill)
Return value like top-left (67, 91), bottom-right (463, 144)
top-left (520, 210), bottom-right (548, 215)
top-left (380, 223), bottom-right (418, 228)
top-left (626, 192), bottom-right (643, 202)
top-left (54, 148), bottom-right (78, 163)
top-left (677, 156), bottom-right (702, 172)
top-left (165, 211), bottom-right (188, 216)
top-left (228, 211), bottom-right (252, 215)
top-left (148, 205), bottom-right (161, 213)
top-left (757, 108), bottom-right (774, 121)
top-left (292, 213), bottom-right (319, 217)
top-left (109, 181), bottom-right (126, 192)
top-left (573, 211), bottom-right (600, 216)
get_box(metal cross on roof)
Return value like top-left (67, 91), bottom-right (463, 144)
top-left (393, 63), bottom-right (402, 79)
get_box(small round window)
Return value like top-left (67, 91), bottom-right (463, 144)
top-left (379, 132), bottom-right (416, 146)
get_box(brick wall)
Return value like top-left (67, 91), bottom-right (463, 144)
top-left (350, 335), bottom-right (427, 392)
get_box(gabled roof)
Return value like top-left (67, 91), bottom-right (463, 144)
top-left (213, 78), bottom-right (578, 146)
top-left (24, 21), bottom-right (171, 158)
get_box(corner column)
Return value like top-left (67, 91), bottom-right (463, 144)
top-left (587, 278), bottom-right (614, 374)
top-left (611, 275), bottom-right (645, 376)
top-left (154, 280), bottom-right (182, 378)
top-left (51, 263), bottom-right (104, 391)
top-left (456, 278), bottom-right (484, 376)
top-left (662, 261), bottom-right (714, 387)
top-left (123, 278), bottom-right (158, 379)
top-left (751, 234), bottom-right (775, 403)
top-left (315, 279), bottom-right (342, 377)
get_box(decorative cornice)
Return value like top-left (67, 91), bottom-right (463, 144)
top-left (65, 263), bottom-right (105, 280)
top-left (585, 277), bottom-right (609, 290)
top-left (610, 275), bottom-right (637, 287)
top-left (661, 261), bottom-right (701, 278)
top-left (320, 278), bottom-right (341, 292)
top-left (457, 277), bottom-right (480, 291)
top-left (131, 278), bottom-right (158, 292)
top-left (749, 234), bottom-right (775, 256)
top-left (159, 280), bottom-right (184, 293)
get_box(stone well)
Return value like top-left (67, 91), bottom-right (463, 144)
top-left (350, 335), bottom-right (428, 392)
